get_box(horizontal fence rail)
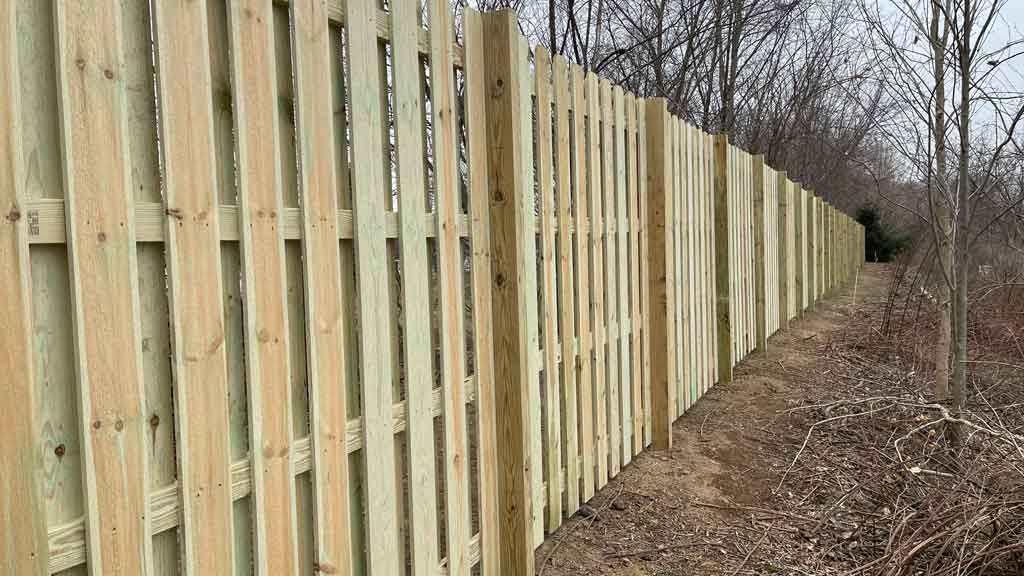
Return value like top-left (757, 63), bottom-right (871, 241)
top-left (0, 1), bottom-right (864, 574)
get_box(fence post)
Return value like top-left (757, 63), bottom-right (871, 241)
top-left (794, 184), bottom-right (804, 316)
top-left (644, 98), bottom-right (676, 450)
top-left (480, 10), bottom-right (534, 574)
top-left (713, 134), bottom-right (733, 383)
top-left (809, 194), bottom-right (817, 308)
top-left (777, 172), bottom-right (789, 330)
top-left (753, 155), bottom-right (767, 353)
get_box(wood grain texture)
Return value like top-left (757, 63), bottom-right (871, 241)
top-left (519, 35), bottom-right (543, 548)
top-left (588, 73), bottom-right (608, 487)
top-left (151, 0), bottom-right (234, 572)
top-left (227, 2), bottom-right (299, 573)
top-left (713, 135), bottom-right (732, 384)
top-left (0, 0), bottom-right (48, 570)
top-left (613, 87), bottom-right (631, 465)
top-left (342, 0), bottom-right (401, 571)
top-left (554, 54), bottom-right (580, 515)
top-left (777, 172), bottom-right (789, 330)
top-left (54, 2), bottom-right (153, 573)
top-left (290, 1), bottom-right (354, 573)
top-left (430, 0), bottom-right (471, 569)
top-left (638, 99), bottom-right (653, 446)
top-left (753, 155), bottom-right (766, 352)
top-left (481, 11), bottom-right (534, 575)
top-left (626, 95), bottom-right (643, 457)
top-left (390, 0), bottom-right (439, 572)
top-left (535, 46), bottom-right (563, 533)
top-left (464, 10), bottom-right (500, 572)
top-left (601, 80), bottom-right (620, 477)
top-left (571, 64), bottom-right (596, 501)
top-left (644, 100), bottom-right (675, 451)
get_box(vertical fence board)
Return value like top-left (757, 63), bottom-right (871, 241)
top-left (554, 55), bottom-right (580, 515)
top-left (519, 36), bottom-right (544, 548)
top-left (430, 0), bottom-right (472, 567)
top-left (227, 2), bottom-right (300, 573)
top-left (290, 2), bottom-right (356, 574)
top-left (639, 100), bottom-right (653, 447)
top-left (613, 86), bottom-right (631, 466)
top-left (600, 79), bottom-right (620, 478)
top-left (55, 2), bottom-right (152, 572)
top-left (587, 73), bottom-right (608, 489)
top-left (753, 155), bottom-right (766, 352)
top-left (341, 0), bottom-right (400, 572)
top-left (626, 95), bottom-right (643, 456)
top-left (0, 0), bottom-right (48, 569)
top-left (674, 119), bottom-right (688, 413)
top-left (535, 47), bottom-right (562, 534)
top-left (571, 64), bottom-right (596, 502)
top-left (390, 1), bottom-right (438, 573)
top-left (794, 188), bottom-right (804, 313)
top-left (20, 3), bottom-right (87, 572)
top-left (777, 173), bottom-right (789, 329)
top-left (151, 0), bottom-right (234, 572)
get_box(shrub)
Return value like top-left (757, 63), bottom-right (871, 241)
top-left (856, 205), bottom-right (908, 262)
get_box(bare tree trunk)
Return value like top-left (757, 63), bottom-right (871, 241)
top-left (950, 0), bottom-right (972, 443)
top-left (549, 0), bottom-right (557, 53)
top-left (931, 0), bottom-right (951, 403)
top-left (654, 0), bottom-right (666, 95)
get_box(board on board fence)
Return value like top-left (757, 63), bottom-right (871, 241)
top-left (0, 1), bottom-right (863, 574)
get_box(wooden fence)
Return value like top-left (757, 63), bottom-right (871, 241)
top-left (0, 1), bottom-right (864, 575)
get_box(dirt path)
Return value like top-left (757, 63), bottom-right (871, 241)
top-left (535, 264), bottom-right (892, 576)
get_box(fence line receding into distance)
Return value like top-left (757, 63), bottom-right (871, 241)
top-left (0, 1), bottom-right (864, 574)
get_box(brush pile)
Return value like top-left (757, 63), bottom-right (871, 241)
top-left (771, 257), bottom-right (1024, 575)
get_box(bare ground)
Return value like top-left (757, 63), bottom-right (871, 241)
top-left (534, 264), bottom-right (893, 576)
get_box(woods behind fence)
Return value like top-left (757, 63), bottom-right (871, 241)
top-left (0, 1), bottom-right (863, 574)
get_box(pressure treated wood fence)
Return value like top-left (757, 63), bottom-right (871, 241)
top-left (0, 1), bottom-right (864, 575)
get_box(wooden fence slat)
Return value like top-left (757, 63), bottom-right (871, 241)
top-left (613, 86), bottom-right (631, 467)
top-left (688, 123), bottom-right (701, 404)
top-left (638, 99), bottom-right (653, 447)
top-left (554, 54), bottom-right (580, 515)
top-left (587, 72), bottom-right (608, 489)
top-left (673, 119), bottom-right (687, 414)
top-left (777, 172), bottom-right (789, 330)
top-left (463, 9), bottom-right (500, 572)
top-left (535, 46), bottom-right (562, 533)
top-left (0, 1), bottom-right (49, 569)
top-left (342, 0), bottom-right (401, 572)
top-left (753, 155), bottom-right (766, 352)
top-left (572, 65), bottom-right (596, 501)
top-left (600, 79), bottom-right (620, 478)
top-left (55, 2), bottom-right (153, 572)
top-left (151, 0), bottom-right (234, 572)
top-left (291, 1), bottom-right (357, 574)
top-left (706, 133), bottom-right (718, 388)
top-left (520, 35), bottom-right (544, 548)
top-left (680, 119), bottom-right (693, 411)
top-left (227, 2), bottom-right (300, 573)
top-left (391, 0), bottom-right (439, 572)
top-left (644, 99), bottom-right (675, 450)
top-left (626, 94), bottom-right (643, 457)
top-left (430, 0), bottom-right (472, 567)
top-left (794, 187), bottom-right (803, 314)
